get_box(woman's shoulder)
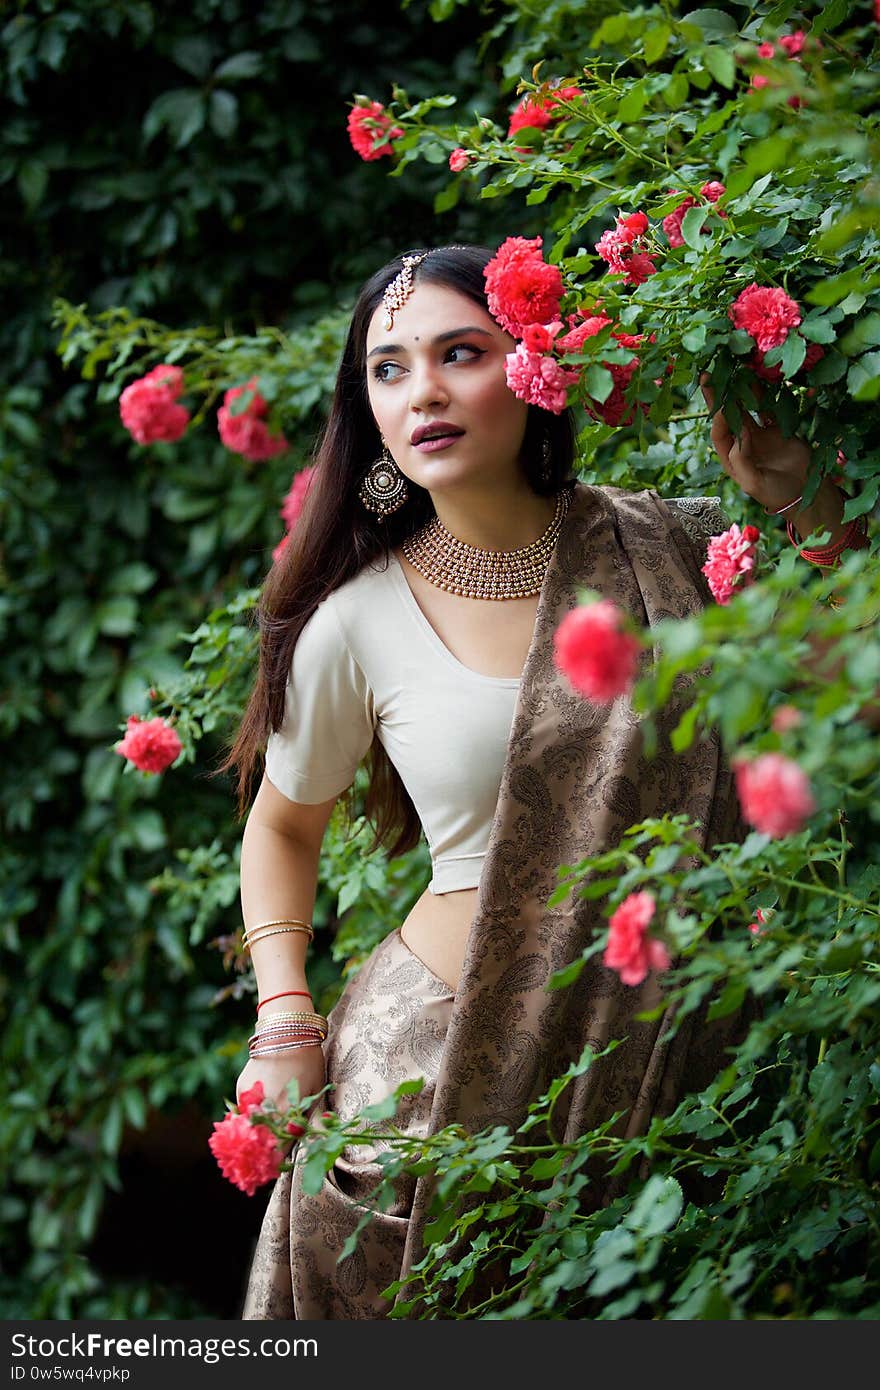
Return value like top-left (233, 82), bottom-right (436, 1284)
top-left (660, 493), bottom-right (730, 545)
top-left (586, 482), bottom-right (729, 546)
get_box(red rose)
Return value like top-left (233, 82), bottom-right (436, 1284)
top-left (733, 752), bottom-right (816, 838)
top-left (218, 379), bottom-right (288, 462)
top-left (729, 284), bottom-right (801, 354)
top-left (346, 100), bottom-right (404, 161)
top-left (483, 236), bottom-right (564, 338)
top-left (119, 364), bottom-right (190, 445)
top-left (603, 891), bottom-right (670, 987)
top-left (553, 599), bottom-right (642, 702)
top-left (114, 714), bottom-right (183, 774)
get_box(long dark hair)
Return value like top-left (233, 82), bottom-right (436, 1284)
top-left (217, 244), bottom-right (578, 858)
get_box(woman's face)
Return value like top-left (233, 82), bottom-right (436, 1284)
top-left (364, 280), bottom-right (529, 494)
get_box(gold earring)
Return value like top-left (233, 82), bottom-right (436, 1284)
top-left (358, 440), bottom-right (409, 517)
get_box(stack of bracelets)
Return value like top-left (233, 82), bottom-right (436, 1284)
top-left (785, 513), bottom-right (869, 568)
top-left (241, 918), bottom-right (328, 1057)
top-left (766, 488), bottom-right (870, 569)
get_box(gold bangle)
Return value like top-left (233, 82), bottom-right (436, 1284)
top-left (241, 917), bottom-right (314, 939)
top-left (253, 1013), bottom-right (328, 1029)
top-left (246, 918), bottom-right (312, 930)
top-left (243, 925), bottom-right (314, 948)
top-left (251, 1017), bottom-right (328, 1028)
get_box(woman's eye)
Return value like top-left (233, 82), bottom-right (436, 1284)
top-left (373, 361), bottom-right (405, 382)
top-left (447, 343), bottom-right (484, 363)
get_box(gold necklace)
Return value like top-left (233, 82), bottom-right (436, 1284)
top-left (400, 486), bottom-right (572, 599)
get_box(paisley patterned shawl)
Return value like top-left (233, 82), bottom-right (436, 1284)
top-left (242, 481), bottom-right (752, 1320)
top-left (395, 480), bottom-right (751, 1304)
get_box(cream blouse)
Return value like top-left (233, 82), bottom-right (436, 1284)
top-left (264, 552), bottom-right (520, 894)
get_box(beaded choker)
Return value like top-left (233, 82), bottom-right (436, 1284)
top-left (400, 486), bottom-right (573, 599)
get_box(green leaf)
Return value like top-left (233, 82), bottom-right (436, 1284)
top-left (214, 51), bottom-right (263, 82)
top-left (18, 160), bottom-right (48, 211)
top-left (618, 86), bottom-right (646, 123)
top-left (643, 23), bottom-right (671, 63)
top-left (671, 701), bottom-right (700, 753)
top-left (702, 45), bottom-right (736, 89)
top-left (662, 73), bottom-right (689, 109)
top-left (807, 351), bottom-right (847, 384)
top-left (807, 270), bottom-right (874, 307)
top-left (108, 563), bottom-right (157, 595)
top-left (143, 89), bottom-right (206, 148)
top-left (681, 204), bottom-right (708, 250)
top-left (707, 978), bottom-right (747, 1021)
top-left (780, 332), bottom-right (807, 378)
top-left (680, 8), bottom-right (739, 38)
top-left (627, 1175), bottom-right (683, 1236)
top-left (811, 0), bottom-right (850, 36)
top-left (95, 596), bottom-right (138, 636)
top-left (170, 36), bottom-right (216, 78)
top-left (682, 323), bottom-right (707, 352)
top-left (840, 313), bottom-right (880, 354)
top-left (799, 316), bottom-right (838, 345)
top-left (209, 90), bottom-right (238, 139)
top-left (434, 178), bottom-right (461, 214)
top-left (842, 477), bottom-right (879, 520)
top-left (584, 365), bottom-right (614, 403)
top-left (591, 12), bottom-right (632, 46)
top-left (847, 352), bottom-right (880, 401)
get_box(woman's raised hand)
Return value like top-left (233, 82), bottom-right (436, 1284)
top-left (700, 377), bottom-right (813, 514)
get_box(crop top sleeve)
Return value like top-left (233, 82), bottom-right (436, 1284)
top-left (263, 594), bottom-right (376, 804)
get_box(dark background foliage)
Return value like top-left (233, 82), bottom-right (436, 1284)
top-left (0, 0), bottom-right (522, 1319)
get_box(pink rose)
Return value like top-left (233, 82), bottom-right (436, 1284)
top-left (748, 907), bottom-right (767, 937)
top-left (115, 714), bottom-right (183, 774)
top-left (484, 236), bottom-right (564, 338)
top-left (779, 31), bottom-right (806, 57)
top-left (622, 251), bottom-right (658, 286)
top-left (756, 42), bottom-right (776, 58)
top-left (218, 379), bottom-right (288, 462)
top-left (273, 465), bottom-right (317, 562)
top-left (504, 345), bottom-right (577, 414)
top-left (733, 752), bottom-right (816, 838)
top-left (237, 1081), bottom-right (266, 1116)
top-left (595, 212), bottom-right (655, 284)
top-left (280, 465), bottom-right (316, 531)
top-left (346, 100), bottom-right (404, 161)
top-left (520, 321), bottom-right (563, 353)
top-left (209, 1109), bottom-right (283, 1197)
top-left (701, 522), bottom-right (761, 605)
top-left (603, 890), bottom-right (671, 987)
top-left (770, 704), bottom-right (802, 733)
top-left (729, 283), bottom-right (801, 353)
top-left (119, 364), bottom-right (190, 445)
top-left (449, 147), bottom-right (471, 172)
top-left (553, 598), bottom-right (642, 702)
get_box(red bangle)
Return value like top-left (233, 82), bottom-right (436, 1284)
top-left (256, 989), bottom-right (313, 1013)
top-left (787, 515), bottom-right (868, 566)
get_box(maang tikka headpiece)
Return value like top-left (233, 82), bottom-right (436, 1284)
top-left (381, 252), bottom-right (428, 330)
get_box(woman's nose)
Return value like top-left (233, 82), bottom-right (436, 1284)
top-left (408, 361), bottom-right (449, 411)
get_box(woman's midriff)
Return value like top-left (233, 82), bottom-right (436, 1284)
top-left (399, 885), bottom-right (479, 992)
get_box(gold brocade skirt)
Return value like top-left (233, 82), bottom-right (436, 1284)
top-left (241, 927), bottom-right (454, 1320)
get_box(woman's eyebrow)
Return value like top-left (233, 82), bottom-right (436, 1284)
top-left (366, 326), bottom-right (494, 360)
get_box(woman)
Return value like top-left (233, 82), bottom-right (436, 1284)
top-left (224, 244), bottom-right (858, 1319)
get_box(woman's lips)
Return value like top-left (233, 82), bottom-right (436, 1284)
top-left (413, 432), bottom-right (464, 453)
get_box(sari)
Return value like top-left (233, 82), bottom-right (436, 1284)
top-left (242, 482), bottom-right (750, 1319)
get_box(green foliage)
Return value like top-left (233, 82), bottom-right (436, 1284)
top-left (1, 0), bottom-right (494, 1319)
